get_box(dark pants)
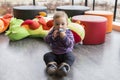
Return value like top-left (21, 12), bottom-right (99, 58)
top-left (43, 52), bottom-right (75, 66)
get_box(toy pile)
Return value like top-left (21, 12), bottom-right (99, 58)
top-left (0, 12), bottom-right (85, 44)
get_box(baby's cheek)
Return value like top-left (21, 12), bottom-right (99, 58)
top-left (54, 26), bottom-right (59, 30)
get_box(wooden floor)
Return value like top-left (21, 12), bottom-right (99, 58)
top-left (0, 30), bottom-right (120, 80)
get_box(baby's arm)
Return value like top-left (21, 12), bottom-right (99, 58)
top-left (44, 29), bottom-right (54, 44)
top-left (52, 29), bottom-right (59, 39)
top-left (44, 29), bottom-right (60, 43)
top-left (59, 31), bottom-right (66, 39)
top-left (60, 30), bottom-right (74, 48)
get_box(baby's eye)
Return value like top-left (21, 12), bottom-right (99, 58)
top-left (56, 23), bottom-right (59, 25)
top-left (62, 23), bottom-right (65, 25)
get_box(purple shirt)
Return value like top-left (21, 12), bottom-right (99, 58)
top-left (44, 29), bottom-right (74, 54)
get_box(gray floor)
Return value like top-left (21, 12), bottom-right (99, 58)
top-left (0, 30), bottom-right (120, 80)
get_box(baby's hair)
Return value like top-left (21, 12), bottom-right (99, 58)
top-left (53, 11), bottom-right (68, 21)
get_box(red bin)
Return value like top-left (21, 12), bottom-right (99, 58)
top-left (72, 15), bottom-right (107, 45)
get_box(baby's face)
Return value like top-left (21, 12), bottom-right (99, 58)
top-left (53, 17), bottom-right (68, 30)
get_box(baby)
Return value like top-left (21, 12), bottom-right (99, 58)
top-left (44, 11), bottom-right (75, 77)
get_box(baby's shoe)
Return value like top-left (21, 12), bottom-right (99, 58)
top-left (46, 62), bottom-right (57, 76)
top-left (57, 63), bottom-right (70, 77)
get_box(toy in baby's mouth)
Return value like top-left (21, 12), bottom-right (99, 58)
top-left (6, 12), bottom-right (85, 44)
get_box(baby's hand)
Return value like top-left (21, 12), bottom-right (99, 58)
top-left (52, 30), bottom-right (59, 39)
top-left (59, 28), bottom-right (66, 39)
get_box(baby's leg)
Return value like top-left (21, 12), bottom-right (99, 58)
top-left (64, 52), bottom-right (75, 66)
top-left (43, 52), bottom-right (57, 65)
top-left (43, 52), bottom-right (58, 76)
top-left (57, 52), bottom-right (75, 77)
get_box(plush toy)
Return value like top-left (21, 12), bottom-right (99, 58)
top-left (68, 23), bottom-right (85, 43)
top-left (5, 18), bottom-right (30, 41)
top-left (0, 14), bottom-right (13, 33)
top-left (21, 16), bottom-right (51, 38)
top-left (6, 13), bottom-right (85, 43)
top-left (5, 15), bottom-right (51, 41)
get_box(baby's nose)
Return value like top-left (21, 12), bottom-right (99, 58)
top-left (59, 24), bottom-right (63, 28)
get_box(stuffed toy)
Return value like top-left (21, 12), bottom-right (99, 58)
top-left (6, 12), bottom-right (85, 43)
top-left (0, 14), bottom-right (13, 33)
top-left (5, 18), bottom-right (30, 41)
top-left (68, 23), bottom-right (85, 43)
top-left (21, 15), bottom-right (51, 38)
top-left (6, 13), bottom-right (52, 41)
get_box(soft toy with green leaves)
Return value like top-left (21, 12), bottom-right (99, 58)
top-left (5, 18), bottom-right (30, 41)
top-left (6, 15), bottom-right (52, 41)
top-left (6, 16), bottom-right (85, 44)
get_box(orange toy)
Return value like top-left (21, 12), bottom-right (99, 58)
top-left (85, 11), bottom-right (113, 33)
top-left (0, 14), bottom-right (13, 33)
top-left (39, 12), bottom-right (47, 17)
